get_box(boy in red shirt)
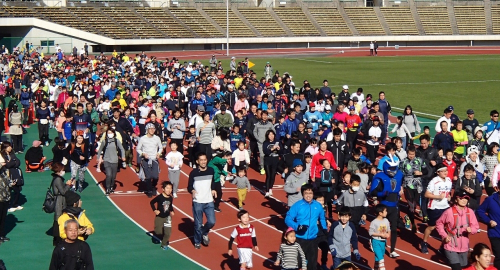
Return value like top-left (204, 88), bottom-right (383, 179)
top-left (228, 210), bottom-right (259, 270)
top-left (443, 149), bottom-right (458, 182)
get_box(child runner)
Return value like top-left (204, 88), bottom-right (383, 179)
top-left (455, 164), bottom-right (482, 211)
top-left (337, 175), bottom-right (368, 227)
top-left (328, 206), bottom-right (361, 269)
top-left (443, 149), bottom-right (458, 182)
top-left (150, 181), bottom-right (175, 250)
top-left (369, 204), bottom-right (391, 270)
top-left (436, 191), bottom-right (479, 270)
top-left (232, 141), bottom-right (250, 173)
top-left (185, 125), bottom-right (198, 168)
top-left (274, 227), bottom-right (306, 270)
top-left (390, 116), bottom-right (411, 150)
top-left (165, 141), bottom-right (184, 198)
top-left (421, 163), bottom-right (452, 254)
top-left (228, 210), bottom-right (259, 270)
top-left (319, 159), bottom-right (336, 219)
top-left (230, 168), bottom-right (251, 210)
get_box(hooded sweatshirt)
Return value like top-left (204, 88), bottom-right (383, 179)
top-left (284, 171), bottom-right (308, 207)
top-left (436, 205), bottom-right (479, 253)
top-left (253, 120), bottom-right (275, 144)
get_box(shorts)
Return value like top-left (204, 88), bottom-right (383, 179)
top-left (14, 88), bottom-right (21, 95)
top-left (444, 250), bottom-right (468, 266)
top-left (237, 248), bottom-right (253, 268)
top-left (427, 208), bottom-right (447, 226)
top-left (372, 239), bottom-right (386, 262)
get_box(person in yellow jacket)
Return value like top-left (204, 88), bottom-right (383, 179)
top-left (58, 191), bottom-right (94, 241)
top-left (452, 121), bottom-right (469, 160)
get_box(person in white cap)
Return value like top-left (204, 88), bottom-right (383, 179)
top-left (338, 85), bottom-right (350, 105)
top-left (230, 57), bottom-right (236, 72)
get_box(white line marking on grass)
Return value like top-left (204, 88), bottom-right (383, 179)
top-left (86, 168), bottom-right (210, 270)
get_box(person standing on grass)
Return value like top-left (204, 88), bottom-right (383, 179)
top-left (165, 141), bottom-right (183, 199)
top-left (150, 181), bottom-right (175, 251)
top-left (477, 181), bottom-right (500, 269)
top-left (420, 164), bottom-right (452, 254)
top-left (285, 184), bottom-right (327, 270)
top-left (377, 91), bottom-right (391, 146)
top-left (436, 191), bottom-right (479, 270)
top-left (137, 123), bottom-right (163, 198)
top-left (188, 152), bottom-right (217, 250)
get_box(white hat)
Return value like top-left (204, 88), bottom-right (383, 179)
top-left (231, 56), bottom-right (235, 59)
top-left (343, 85), bottom-right (349, 90)
top-left (474, 126), bottom-right (483, 135)
top-left (325, 105), bottom-right (332, 111)
top-left (467, 145), bottom-right (480, 155)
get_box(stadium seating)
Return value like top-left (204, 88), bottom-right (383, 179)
top-left (380, 7), bottom-right (419, 35)
top-left (202, 8), bottom-right (256, 37)
top-left (273, 8), bottom-right (320, 36)
top-left (134, 8), bottom-right (194, 38)
top-left (417, 6), bottom-right (452, 35)
top-left (491, 6), bottom-right (500, 34)
top-left (308, 8), bottom-right (352, 36)
top-left (454, 6), bottom-right (486, 35)
top-left (100, 7), bottom-right (165, 38)
top-left (33, 7), bottom-right (99, 35)
top-left (238, 8), bottom-right (286, 37)
top-left (169, 8), bottom-right (224, 38)
top-left (67, 7), bottom-right (134, 39)
top-left (2, 6), bottom-right (37, 17)
top-left (344, 7), bottom-right (386, 35)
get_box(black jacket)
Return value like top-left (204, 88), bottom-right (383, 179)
top-left (328, 140), bottom-right (348, 170)
top-left (49, 239), bottom-right (94, 270)
top-left (416, 146), bottom-right (439, 181)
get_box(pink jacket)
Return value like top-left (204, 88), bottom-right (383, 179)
top-left (436, 206), bottom-right (479, 253)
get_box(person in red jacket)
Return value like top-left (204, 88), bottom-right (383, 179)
top-left (463, 243), bottom-right (497, 270)
top-left (443, 149), bottom-right (458, 182)
top-left (345, 106), bottom-right (362, 154)
top-left (311, 140), bottom-right (339, 188)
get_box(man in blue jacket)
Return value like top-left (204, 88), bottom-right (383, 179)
top-left (285, 184), bottom-right (327, 270)
top-left (477, 183), bottom-right (500, 269)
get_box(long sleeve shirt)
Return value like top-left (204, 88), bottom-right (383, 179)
top-left (150, 194), bottom-right (174, 218)
top-left (187, 167), bottom-right (215, 204)
top-left (196, 122), bottom-right (216, 145)
top-left (436, 206), bottom-right (479, 253)
top-left (136, 135), bottom-right (162, 161)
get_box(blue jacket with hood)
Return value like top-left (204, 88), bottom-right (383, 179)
top-left (285, 199), bottom-right (327, 240)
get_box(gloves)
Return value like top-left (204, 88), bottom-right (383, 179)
top-left (353, 249), bottom-right (361, 261)
top-left (329, 245), bottom-right (336, 257)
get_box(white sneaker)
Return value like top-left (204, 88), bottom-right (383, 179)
top-left (7, 208), bottom-right (16, 212)
top-left (96, 167), bottom-right (101, 173)
top-left (264, 192), bottom-right (269, 198)
top-left (269, 189), bottom-right (273, 196)
top-left (173, 193), bottom-right (177, 198)
top-left (390, 251), bottom-right (400, 258)
top-left (45, 142), bottom-right (49, 147)
top-left (189, 162), bottom-right (192, 168)
top-left (369, 239), bottom-right (373, 252)
top-left (15, 206), bottom-right (23, 210)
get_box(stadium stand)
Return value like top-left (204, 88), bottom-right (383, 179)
top-left (417, 6), bottom-right (453, 35)
top-left (100, 7), bottom-right (165, 38)
top-left (169, 8), bottom-right (225, 38)
top-left (491, 6), bottom-right (500, 34)
top-left (67, 7), bottom-right (135, 39)
top-left (454, 6), bottom-right (487, 35)
top-left (134, 8), bottom-right (194, 38)
top-left (238, 8), bottom-right (286, 37)
top-left (2, 6), bottom-right (37, 17)
top-left (273, 7), bottom-right (320, 36)
top-left (308, 7), bottom-right (353, 36)
top-left (344, 7), bottom-right (386, 35)
top-left (202, 8), bottom-right (256, 37)
top-left (33, 7), bottom-right (100, 36)
top-left (380, 7), bottom-right (419, 35)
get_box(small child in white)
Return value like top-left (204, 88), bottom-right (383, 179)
top-left (228, 210), bottom-right (259, 270)
top-left (230, 168), bottom-right (251, 210)
top-left (165, 141), bottom-right (184, 198)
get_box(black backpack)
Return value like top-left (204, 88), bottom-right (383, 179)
top-left (42, 178), bottom-right (57, 213)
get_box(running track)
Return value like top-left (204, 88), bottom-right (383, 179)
top-left (89, 47), bottom-right (496, 270)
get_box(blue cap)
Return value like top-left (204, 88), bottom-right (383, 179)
top-left (292, 159), bottom-right (303, 168)
top-left (348, 106), bottom-right (356, 111)
top-left (448, 105), bottom-right (454, 111)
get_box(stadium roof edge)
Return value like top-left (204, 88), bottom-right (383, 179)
top-left (2, 18), bottom-right (500, 46)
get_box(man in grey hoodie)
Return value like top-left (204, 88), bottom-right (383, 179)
top-left (253, 111), bottom-right (275, 175)
top-left (137, 123), bottom-right (163, 197)
top-left (284, 159), bottom-right (309, 207)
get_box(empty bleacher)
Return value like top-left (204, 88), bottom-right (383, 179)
top-left (417, 6), bottom-right (452, 35)
top-left (238, 8), bottom-right (286, 37)
top-left (491, 6), bottom-right (500, 34)
top-left (169, 8), bottom-right (224, 38)
top-left (135, 8), bottom-right (194, 38)
top-left (454, 6), bottom-right (486, 34)
top-left (100, 7), bottom-right (165, 38)
top-left (273, 8), bottom-right (320, 36)
top-left (344, 7), bottom-right (386, 35)
top-left (202, 8), bottom-right (256, 37)
top-left (380, 7), bottom-right (418, 35)
top-left (33, 7), bottom-right (100, 35)
top-left (68, 7), bottom-right (134, 39)
top-left (2, 6), bottom-right (37, 17)
top-left (308, 7), bottom-right (352, 36)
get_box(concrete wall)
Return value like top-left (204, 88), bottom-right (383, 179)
top-left (20, 27), bottom-right (94, 54)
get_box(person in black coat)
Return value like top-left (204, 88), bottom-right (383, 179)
top-left (328, 128), bottom-right (349, 181)
top-left (25, 140), bottom-right (46, 172)
top-left (52, 138), bottom-right (71, 171)
top-left (49, 219), bottom-right (94, 270)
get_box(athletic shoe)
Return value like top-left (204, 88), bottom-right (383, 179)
top-left (173, 193), bottom-right (177, 198)
top-left (15, 206), bottom-right (23, 210)
top-left (390, 251), bottom-right (400, 258)
top-left (7, 208), bottom-right (16, 212)
top-left (260, 168), bottom-right (265, 175)
top-left (161, 245), bottom-right (169, 251)
top-left (369, 239), bottom-right (373, 252)
top-left (403, 215), bottom-right (412, 231)
top-left (194, 243), bottom-right (201, 249)
top-left (269, 189), bottom-right (273, 196)
top-left (105, 190), bottom-right (110, 196)
top-left (202, 235), bottom-right (210, 246)
top-left (128, 163), bottom-right (132, 167)
top-left (45, 142), bottom-right (49, 147)
top-left (0, 237), bottom-right (10, 242)
top-left (423, 216), bottom-right (429, 223)
top-left (421, 241), bottom-right (429, 254)
top-left (214, 208), bottom-right (221, 213)
top-left (78, 185), bottom-right (83, 193)
top-left (264, 192), bottom-right (270, 198)
top-left (189, 162), bottom-right (192, 168)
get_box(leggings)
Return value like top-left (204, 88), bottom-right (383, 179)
top-left (404, 187), bottom-right (420, 226)
top-left (264, 156), bottom-right (279, 192)
top-left (213, 180), bottom-right (222, 209)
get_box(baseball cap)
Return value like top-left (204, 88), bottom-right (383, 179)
top-left (352, 97), bottom-right (358, 102)
top-left (348, 106), bottom-right (355, 111)
top-left (448, 105), bottom-right (454, 111)
top-left (369, 109), bottom-right (376, 114)
top-left (197, 105), bottom-right (205, 112)
top-left (372, 116), bottom-right (380, 122)
top-left (309, 102), bottom-right (315, 107)
top-left (343, 85), bottom-right (349, 90)
top-left (467, 109), bottom-right (474, 114)
top-left (454, 190), bottom-right (470, 200)
top-left (306, 123), bottom-right (313, 129)
top-left (325, 105), bottom-right (332, 111)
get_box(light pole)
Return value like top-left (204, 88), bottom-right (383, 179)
top-left (226, 0), bottom-right (229, 56)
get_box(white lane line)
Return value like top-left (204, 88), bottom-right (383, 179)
top-left (172, 205), bottom-right (275, 263)
top-left (85, 168), bottom-right (210, 269)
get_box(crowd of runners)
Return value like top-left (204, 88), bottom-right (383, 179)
top-left (0, 45), bottom-right (499, 270)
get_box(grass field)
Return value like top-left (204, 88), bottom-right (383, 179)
top-left (216, 54), bottom-right (500, 122)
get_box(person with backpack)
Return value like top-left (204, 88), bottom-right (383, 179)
top-left (0, 159), bottom-right (14, 243)
top-left (436, 191), bottom-right (479, 270)
top-left (96, 127), bottom-right (125, 196)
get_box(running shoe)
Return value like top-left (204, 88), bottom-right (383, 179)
top-left (161, 245), bottom-right (169, 251)
top-left (194, 243), bottom-right (201, 249)
top-left (390, 251), bottom-right (400, 258)
top-left (173, 193), bottom-right (177, 198)
top-left (15, 206), bottom-right (23, 210)
top-left (369, 239), bottom-right (373, 252)
top-left (423, 216), bottom-right (429, 223)
top-left (260, 168), bottom-right (265, 175)
top-left (264, 192), bottom-right (270, 198)
top-left (403, 215), bottom-right (412, 231)
top-left (421, 241), bottom-right (429, 254)
top-left (214, 208), bottom-right (221, 213)
top-left (269, 189), bottom-right (273, 196)
top-left (7, 208), bottom-right (16, 212)
top-left (202, 235), bottom-right (210, 246)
